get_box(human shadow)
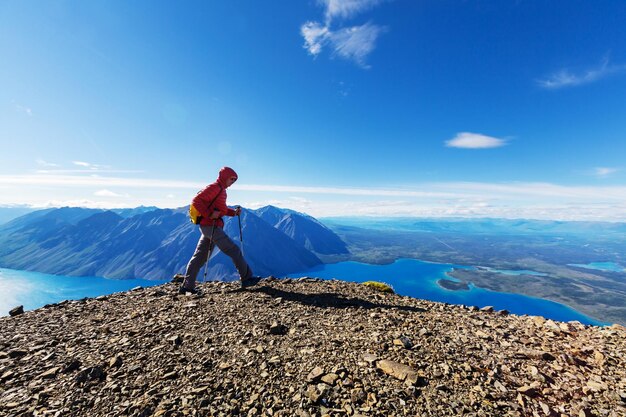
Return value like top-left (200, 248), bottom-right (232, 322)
top-left (239, 285), bottom-right (426, 313)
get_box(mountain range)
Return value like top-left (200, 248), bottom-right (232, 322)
top-left (0, 206), bottom-right (348, 281)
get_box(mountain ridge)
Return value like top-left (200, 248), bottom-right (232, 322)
top-left (0, 206), bottom-right (345, 281)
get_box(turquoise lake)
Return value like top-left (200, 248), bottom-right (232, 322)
top-left (1, 261), bottom-right (608, 326)
top-left (286, 259), bottom-right (607, 326)
top-left (0, 268), bottom-right (164, 316)
top-left (568, 262), bottom-right (625, 273)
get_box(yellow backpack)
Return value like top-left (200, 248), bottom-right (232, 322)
top-left (188, 185), bottom-right (223, 225)
top-left (189, 204), bottom-right (202, 225)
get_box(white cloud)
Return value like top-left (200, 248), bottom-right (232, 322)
top-left (593, 167), bottom-right (620, 178)
top-left (2, 173), bottom-right (626, 221)
top-left (36, 199), bottom-right (134, 210)
top-left (302, 21), bottom-right (330, 56)
top-left (329, 23), bottom-right (384, 68)
top-left (14, 103), bottom-right (32, 116)
top-left (36, 159), bottom-right (59, 168)
top-left (0, 174), bottom-right (204, 189)
top-left (445, 132), bottom-right (507, 149)
top-left (538, 57), bottom-right (626, 89)
top-left (322, 0), bottom-right (383, 23)
top-left (301, 0), bottom-right (386, 67)
top-left (73, 161), bottom-right (93, 168)
top-left (301, 21), bottom-right (384, 67)
top-left (94, 189), bottom-right (127, 197)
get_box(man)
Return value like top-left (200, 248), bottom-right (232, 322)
top-left (180, 166), bottom-right (260, 293)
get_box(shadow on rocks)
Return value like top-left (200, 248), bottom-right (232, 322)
top-left (247, 286), bottom-right (426, 313)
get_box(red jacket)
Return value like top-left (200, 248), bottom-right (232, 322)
top-left (192, 167), bottom-right (238, 227)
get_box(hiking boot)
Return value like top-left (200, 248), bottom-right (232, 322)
top-left (241, 276), bottom-right (262, 288)
top-left (178, 285), bottom-right (199, 295)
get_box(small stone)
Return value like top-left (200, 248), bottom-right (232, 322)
top-left (76, 366), bottom-right (106, 383)
top-left (475, 330), bottom-right (491, 339)
top-left (8, 349), bottom-right (27, 358)
top-left (40, 366), bottom-right (60, 379)
top-left (544, 320), bottom-right (561, 332)
top-left (531, 316), bottom-right (546, 327)
top-left (393, 336), bottom-right (413, 349)
top-left (163, 371), bottom-right (178, 379)
top-left (539, 401), bottom-right (550, 415)
top-left (350, 388), bottom-right (367, 404)
top-left (169, 335), bottom-right (183, 346)
top-left (517, 385), bottom-right (539, 397)
top-left (579, 409), bottom-right (594, 417)
top-left (306, 383), bottom-right (329, 403)
top-left (109, 355), bottom-right (123, 368)
top-left (362, 353), bottom-right (378, 364)
top-left (480, 306), bottom-right (494, 312)
top-left (594, 351), bottom-right (605, 365)
top-left (269, 321), bottom-right (287, 335)
top-left (494, 380), bottom-right (507, 393)
top-left (376, 360), bottom-right (418, 386)
top-left (321, 373), bottom-right (339, 385)
top-left (307, 366), bottom-right (324, 383)
top-left (192, 386), bottom-right (208, 395)
top-left (0, 370), bottom-right (15, 381)
top-left (63, 359), bottom-right (81, 373)
top-left (586, 380), bottom-right (607, 392)
top-left (9, 305), bottom-right (24, 316)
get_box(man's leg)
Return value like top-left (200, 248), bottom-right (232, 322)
top-left (212, 227), bottom-right (253, 281)
top-left (182, 225), bottom-right (213, 290)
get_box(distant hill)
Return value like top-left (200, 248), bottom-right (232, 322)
top-left (111, 206), bottom-right (159, 218)
top-left (0, 206), bottom-right (347, 281)
top-left (254, 205), bottom-right (349, 255)
top-left (322, 216), bottom-right (626, 238)
top-left (0, 206), bottom-right (37, 225)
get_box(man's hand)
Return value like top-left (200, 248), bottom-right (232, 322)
top-left (234, 206), bottom-right (242, 216)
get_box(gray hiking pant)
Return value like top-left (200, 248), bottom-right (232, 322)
top-left (183, 225), bottom-right (253, 289)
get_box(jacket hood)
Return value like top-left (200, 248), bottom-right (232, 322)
top-left (217, 166), bottom-right (238, 187)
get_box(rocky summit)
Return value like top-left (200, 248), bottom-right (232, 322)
top-left (1, 279), bottom-right (625, 417)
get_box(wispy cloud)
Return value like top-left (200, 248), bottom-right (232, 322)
top-left (14, 103), bottom-right (33, 116)
top-left (1, 173), bottom-right (626, 221)
top-left (445, 132), bottom-right (507, 149)
top-left (593, 167), bottom-right (620, 178)
top-left (538, 57), bottom-right (626, 89)
top-left (94, 189), bottom-right (128, 198)
top-left (0, 174), bottom-right (202, 189)
top-left (302, 21), bottom-right (384, 68)
top-left (302, 22), bottom-right (331, 56)
top-left (72, 161), bottom-right (112, 170)
top-left (34, 161), bottom-right (141, 175)
top-left (330, 23), bottom-right (385, 67)
top-left (36, 159), bottom-right (59, 168)
top-left (323, 0), bottom-right (384, 23)
top-left (301, 0), bottom-right (386, 67)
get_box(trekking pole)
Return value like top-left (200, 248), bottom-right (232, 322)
top-left (237, 207), bottom-right (244, 258)
top-left (203, 223), bottom-right (217, 282)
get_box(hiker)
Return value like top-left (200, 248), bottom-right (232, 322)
top-left (180, 166), bottom-right (260, 293)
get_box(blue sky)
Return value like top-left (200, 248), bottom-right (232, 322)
top-left (1, 0), bottom-right (625, 220)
